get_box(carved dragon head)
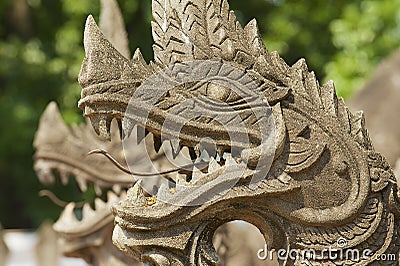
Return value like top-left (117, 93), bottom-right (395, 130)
top-left (33, 102), bottom-right (137, 265)
top-left (77, 0), bottom-right (400, 264)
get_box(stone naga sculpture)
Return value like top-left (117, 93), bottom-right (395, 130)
top-left (33, 102), bottom-right (138, 265)
top-left (33, 1), bottom-right (141, 265)
top-left (34, 1), bottom-right (260, 264)
top-left (77, 0), bottom-right (400, 265)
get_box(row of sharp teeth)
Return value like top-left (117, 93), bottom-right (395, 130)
top-left (93, 115), bottom-right (243, 165)
top-left (174, 153), bottom-right (241, 186)
top-left (91, 114), bottom-right (240, 161)
top-left (55, 190), bottom-right (127, 227)
top-left (35, 162), bottom-right (123, 196)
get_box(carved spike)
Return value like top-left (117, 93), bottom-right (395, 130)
top-left (132, 48), bottom-right (152, 77)
top-left (94, 184), bottom-right (102, 196)
top-left (76, 176), bottom-right (88, 192)
top-left (33, 102), bottom-right (70, 149)
top-left (56, 203), bottom-right (77, 226)
top-left (244, 18), bottom-right (266, 57)
top-left (79, 15), bottom-right (127, 88)
top-left (225, 153), bottom-right (237, 166)
top-left (350, 111), bottom-right (370, 148)
top-left (321, 80), bottom-right (338, 117)
top-left (113, 184), bottom-right (122, 195)
top-left (82, 203), bottom-right (96, 220)
top-left (98, 115), bottom-right (113, 141)
top-left (94, 198), bottom-right (107, 210)
top-left (107, 190), bottom-right (119, 203)
top-left (170, 138), bottom-right (181, 159)
top-left (121, 118), bottom-right (136, 139)
top-left (191, 166), bottom-right (205, 183)
top-left (127, 181), bottom-right (146, 206)
top-left (36, 167), bottom-right (55, 185)
top-left (132, 48), bottom-right (147, 66)
top-left (59, 171), bottom-right (69, 186)
top-left (156, 183), bottom-right (170, 202)
top-left (208, 157), bottom-right (220, 173)
top-left (337, 98), bottom-right (351, 134)
top-left (120, 61), bottom-right (136, 80)
top-left (305, 71), bottom-right (322, 107)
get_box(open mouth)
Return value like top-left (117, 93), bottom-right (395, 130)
top-left (87, 119), bottom-right (252, 205)
top-left (33, 102), bottom-right (248, 236)
top-left (82, 107), bottom-right (299, 213)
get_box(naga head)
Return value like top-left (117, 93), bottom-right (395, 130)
top-left (77, 0), bottom-right (400, 265)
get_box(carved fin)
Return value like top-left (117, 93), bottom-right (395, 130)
top-left (33, 102), bottom-right (70, 148)
top-left (152, 0), bottom-right (195, 64)
top-left (151, 0), bottom-right (265, 66)
top-left (244, 19), bottom-right (266, 57)
top-left (320, 80), bottom-right (338, 117)
top-left (337, 98), bottom-right (351, 134)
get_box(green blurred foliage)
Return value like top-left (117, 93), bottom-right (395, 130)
top-left (326, 0), bottom-right (400, 97)
top-left (0, 0), bottom-right (399, 228)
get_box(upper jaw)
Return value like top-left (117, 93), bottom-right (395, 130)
top-left (77, 15), bottom-right (267, 150)
top-left (77, 15), bottom-right (293, 213)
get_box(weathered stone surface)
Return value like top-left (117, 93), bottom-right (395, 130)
top-left (74, 0), bottom-right (400, 265)
top-left (349, 49), bottom-right (400, 167)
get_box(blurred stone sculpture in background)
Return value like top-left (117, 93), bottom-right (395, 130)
top-left (348, 50), bottom-right (400, 161)
top-left (35, 221), bottom-right (59, 266)
top-left (0, 224), bottom-right (8, 266)
top-left (34, 102), bottom-right (139, 265)
top-left (32, 1), bottom-right (141, 264)
top-left (349, 49), bottom-right (400, 177)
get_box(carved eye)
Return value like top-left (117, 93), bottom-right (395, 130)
top-left (204, 83), bottom-right (243, 103)
top-left (206, 83), bottom-right (231, 101)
